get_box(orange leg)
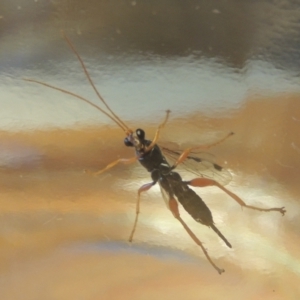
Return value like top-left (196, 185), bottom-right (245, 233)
top-left (145, 110), bottom-right (171, 153)
top-left (129, 182), bottom-right (156, 242)
top-left (168, 198), bottom-right (225, 275)
top-left (171, 132), bottom-right (234, 169)
top-left (187, 178), bottom-right (286, 215)
top-left (86, 156), bottom-right (138, 176)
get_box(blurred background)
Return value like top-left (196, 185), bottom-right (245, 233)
top-left (0, 0), bottom-right (300, 299)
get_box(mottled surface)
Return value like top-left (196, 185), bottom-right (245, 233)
top-left (1, 1), bottom-right (300, 299)
top-left (1, 96), bottom-right (299, 299)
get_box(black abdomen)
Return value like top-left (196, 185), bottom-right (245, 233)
top-left (175, 186), bottom-right (214, 226)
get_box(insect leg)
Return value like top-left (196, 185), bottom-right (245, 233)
top-left (129, 181), bottom-right (156, 242)
top-left (145, 110), bottom-right (171, 153)
top-left (168, 197), bottom-right (224, 274)
top-left (171, 132), bottom-right (234, 169)
top-left (187, 178), bottom-right (286, 215)
top-left (87, 156), bottom-right (138, 176)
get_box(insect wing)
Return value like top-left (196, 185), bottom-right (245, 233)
top-left (161, 147), bottom-right (232, 186)
top-left (158, 181), bottom-right (173, 210)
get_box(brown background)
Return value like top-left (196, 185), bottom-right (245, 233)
top-left (0, 1), bottom-right (300, 299)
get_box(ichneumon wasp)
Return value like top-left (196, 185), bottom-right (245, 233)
top-left (24, 32), bottom-right (286, 274)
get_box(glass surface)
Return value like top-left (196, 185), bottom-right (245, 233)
top-left (1, 1), bottom-right (300, 299)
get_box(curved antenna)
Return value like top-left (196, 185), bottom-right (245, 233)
top-left (62, 31), bottom-right (130, 132)
top-left (23, 78), bottom-right (128, 133)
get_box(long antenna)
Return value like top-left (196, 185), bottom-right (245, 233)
top-left (24, 78), bottom-right (129, 132)
top-left (62, 31), bottom-right (130, 132)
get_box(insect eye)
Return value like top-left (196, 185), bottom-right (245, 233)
top-left (136, 128), bottom-right (145, 140)
top-left (124, 137), bottom-right (133, 147)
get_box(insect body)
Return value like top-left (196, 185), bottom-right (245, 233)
top-left (25, 33), bottom-right (286, 275)
top-left (166, 171), bottom-right (232, 249)
top-left (125, 127), bottom-right (233, 250)
top-left (121, 125), bottom-right (284, 274)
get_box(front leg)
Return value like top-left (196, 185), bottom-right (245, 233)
top-left (144, 110), bottom-right (171, 153)
top-left (187, 178), bottom-right (286, 215)
top-left (86, 156), bottom-right (138, 176)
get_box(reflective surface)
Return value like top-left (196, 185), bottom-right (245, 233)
top-left (1, 1), bottom-right (300, 299)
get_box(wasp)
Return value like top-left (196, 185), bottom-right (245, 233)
top-left (25, 33), bottom-right (286, 274)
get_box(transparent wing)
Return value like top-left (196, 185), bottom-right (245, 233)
top-left (158, 181), bottom-right (177, 210)
top-left (161, 146), bottom-right (232, 186)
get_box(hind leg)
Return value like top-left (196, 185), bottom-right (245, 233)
top-left (168, 197), bottom-right (225, 275)
top-left (187, 178), bottom-right (286, 215)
